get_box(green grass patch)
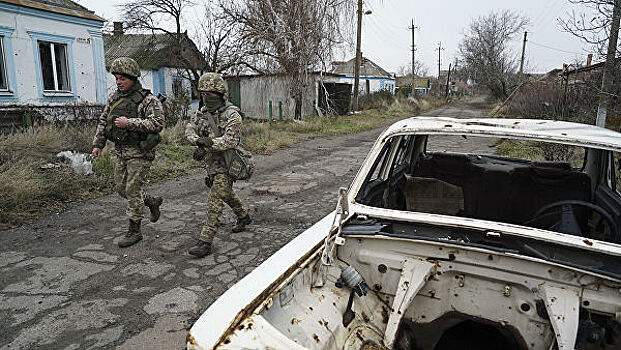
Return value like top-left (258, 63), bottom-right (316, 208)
top-left (242, 96), bottom-right (445, 155)
top-left (147, 144), bottom-right (198, 182)
top-left (495, 139), bottom-right (586, 168)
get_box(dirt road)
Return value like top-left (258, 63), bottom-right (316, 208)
top-left (0, 99), bottom-right (490, 349)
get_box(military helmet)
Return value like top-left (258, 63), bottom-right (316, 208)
top-left (110, 57), bottom-right (141, 78)
top-left (198, 72), bottom-right (226, 94)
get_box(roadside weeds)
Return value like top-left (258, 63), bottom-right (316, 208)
top-left (0, 96), bottom-right (445, 229)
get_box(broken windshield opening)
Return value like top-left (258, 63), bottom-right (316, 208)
top-left (356, 134), bottom-right (620, 245)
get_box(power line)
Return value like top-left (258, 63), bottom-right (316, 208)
top-left (528, 41), bottom-right (585, 55)
top-left (532, 0), bottom-right (563, 30)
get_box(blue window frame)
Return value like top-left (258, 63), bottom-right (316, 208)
top-left (152, 68), bottom-right (166, 97)
top-left (88, 29), bottom-right (107, 104)
top-left (0, 27), bottom-right (18, 102)
top-left (27, 30), bottom-right (77, 102)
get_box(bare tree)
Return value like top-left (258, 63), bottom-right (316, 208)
top-left (222, 0), bottom-right (353, 120)
top-left (560, 0), bottom-right (621, 130)
top-left (458, 10), bottom-right (529, 100)
top-left (397, 60), bottom-right (429, 77)
top-left (121, 0), bottom-right (191, 36)
top-left (191, 4), bottom-right (255, 74)
top-left (560, 0), bottom-right (621, 58)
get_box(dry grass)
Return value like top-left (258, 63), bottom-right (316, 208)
top-left (0, 124), bottom-right (104, 228)
top-left (159, 122), bottom-right (188, 146)
top-left (1, 97), bottom-right (445, 228)
top-left (243, 96), bottom-right (445, 154)
top-left (0, 123), bottom-right (197, 228)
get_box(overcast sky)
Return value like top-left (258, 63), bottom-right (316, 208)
top-left (77, 0), bottom-right (595, 75)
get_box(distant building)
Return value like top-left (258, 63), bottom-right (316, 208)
top-left (104, 23), bottom-right (205, 111)
top-left (413, 77), bottom-right (431, 95)
top-left (395, 76), bottom-right (431, 96)
top-left (331, 57), bottom-right (396, 95)
top-left (0, 0), bottom-right (106, 106)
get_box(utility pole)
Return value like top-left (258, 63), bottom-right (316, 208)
top-left (519, 31), bottom-right (528, 75)
top-left (436, 42), bottom-right (443, 78)
top-left (595, 0), bottom-right (621, 128)
top-left (352, 0), bottom-right (363, 111)
top-left (445, 63), bottom-right (452, 98)
top-left (409, 19), bottom-right (418, 95)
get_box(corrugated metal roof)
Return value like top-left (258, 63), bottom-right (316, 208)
top-left (331, 56), bottom-right (393, 78)
top-left (1, 0), bottom-right (105, 22)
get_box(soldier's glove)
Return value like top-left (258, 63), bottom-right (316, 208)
top-left (196, 137), bottom-right (213, 148)
top-left (204, 175), bottom-right (213, 188)
top-left (193, 147), bottom-right (207, 161)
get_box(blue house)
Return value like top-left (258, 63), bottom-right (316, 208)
top-left (331, 56), bottom-right (396, 95)
top-left (0, 0), bottom-right (106, 109)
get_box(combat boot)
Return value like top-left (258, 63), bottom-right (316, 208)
top-left (144, 195), bottom-right (163, 223)
top-left (232, 214), bottom-right (252, 233)
top-left (188, 240), bottom-right (212, 258)
top-left (118, 219), bottom-right (142, 248)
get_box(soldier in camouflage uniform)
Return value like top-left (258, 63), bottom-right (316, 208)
top-left (92, 57), bottom-right (164, 248)
top-left (185, 72), bottom-right (251, 258)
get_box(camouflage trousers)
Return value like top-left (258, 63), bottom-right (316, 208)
top-left (114, 157), bottom-right (152, 221)
top-left (200, 172), bottom-right (248, 243)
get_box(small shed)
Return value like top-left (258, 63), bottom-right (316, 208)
top-left (226, 72), bottom-right (351, 119)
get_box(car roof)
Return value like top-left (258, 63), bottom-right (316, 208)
top-left (383, 117), bottom-right (621, 152)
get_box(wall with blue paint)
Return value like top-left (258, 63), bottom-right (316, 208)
top-left (338, 76), bottom-right (396, 95)
top-left (0, 2), bottom-right (104, 105)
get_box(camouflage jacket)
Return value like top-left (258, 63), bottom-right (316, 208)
top-left (93, 83), bottom-right (164, 160)
top-left (185, 102), bottom-right (243, 175)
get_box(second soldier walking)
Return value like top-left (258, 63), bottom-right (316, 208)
top-left (185, 72), bottom-right (251, 258)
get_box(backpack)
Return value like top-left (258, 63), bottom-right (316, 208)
top-left (205, 107), bottom-right (255, 180)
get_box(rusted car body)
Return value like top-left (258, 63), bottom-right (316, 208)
top-left (188, 117), bottom-right (621, 350)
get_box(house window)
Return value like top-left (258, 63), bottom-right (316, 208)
top-left (0, 36), bottom-right (7, 90)
top-left (38, 41), bottom-right (71, 92)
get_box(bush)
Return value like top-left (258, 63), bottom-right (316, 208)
top-left (499, 74), bottom-right (621, 164)
top-left (358, 90), bottom-right (396, 110)
top-left (159, 122), bottom-right (188, 146)
top-left (164, 90), bottom-right (191, 126)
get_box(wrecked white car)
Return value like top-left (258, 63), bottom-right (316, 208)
top-left (188, 117), bottom-right (621, 350)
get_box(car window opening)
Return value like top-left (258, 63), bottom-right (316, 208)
top-left (356, 134), bottom-right (620, 244)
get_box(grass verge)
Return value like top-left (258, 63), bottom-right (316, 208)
top-left (0, 96), bottom-right (444, 228)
